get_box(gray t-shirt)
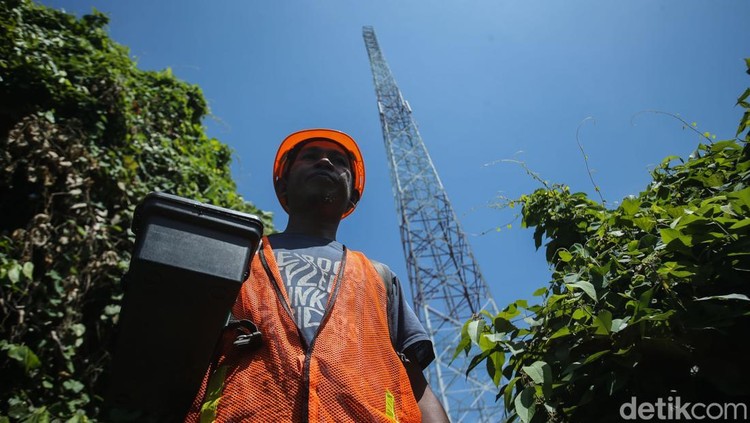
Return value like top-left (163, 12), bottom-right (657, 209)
top-left (268, 233), bottom-right (434, 368)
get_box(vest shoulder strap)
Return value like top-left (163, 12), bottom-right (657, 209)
top-left (368, 259), bottom-right (398, 351)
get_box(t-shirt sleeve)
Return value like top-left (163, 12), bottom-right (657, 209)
top-left (389, 270), bottom-right (435, 370)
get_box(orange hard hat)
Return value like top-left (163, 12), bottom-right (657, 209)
top-left (273, 129), bottom-right (365, 218)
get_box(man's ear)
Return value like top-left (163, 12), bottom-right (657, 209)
top-left (275, 179), bottom-right (287, 199)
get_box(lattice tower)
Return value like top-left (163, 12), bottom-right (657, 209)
top-left (362, 26), bottom-right (501, 422)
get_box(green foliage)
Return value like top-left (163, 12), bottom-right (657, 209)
top-left (458, 63), bottom-right (750, 421)
top-left (0, 1), bottom-right (273, 420)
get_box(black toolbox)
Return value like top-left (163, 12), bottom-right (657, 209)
top-left (105, 192), bottom-right (263, 421)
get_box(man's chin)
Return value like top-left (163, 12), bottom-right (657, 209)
top-left (308, 173), bottom-right (337, 182)
top-left (289, 196), bottom-right (347, 217)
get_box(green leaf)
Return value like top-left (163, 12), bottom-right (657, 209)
top-left (549, 326), bottom-right (571, 340)
top-left (22, 262), bottom-right (34, 280)
top-left (6, 344), bottom-right (41, 373)
top-left (514, 299), bottom-right (529, 309)
top-left (493, 316), bottom-right (516, 333)
top-left (453, 319), bottom-right (473, 360)
top-left (514, 387), bottom-right (536, 423)
top-left (582, 350), bottom-right (609, 365)
top-left (660, 227), bottom-right (680, 244)
top-left (659, 227), bottom-right (693, 248)
top-left (453, 321), bottom-right (472, 360)
top-left (487, 351), bottom-right (505, 386)
top-left (727, 187), bottom-right (750, 212)
top-left (571, 243), bottom-right (590, 258)
top-left (71, 323), bottom-right (86, 337)
top-left (522, 360), bottom-right (551, 385)
top-left (532, 286), bottom-right (548, 297)
top-left (479, 331), bottom-right (496, 352)
top-left (611, 318), bottom-right (628, 333)
top-left (729, 218), bottom-right (750, 231)
top-left (498, 304), bottom-right (521, 320)
top-left (737, 88), bottom-right (750, 106)
top-left (737, 111), bottom-right (750, 136)
top-left (621, 197), bottom-right (640, 215)
top-left (23, 407), bottom-right (50, 423)
top-left (638, 234), bottom-right (659, 249)
top-left (63, 379), bottom-right (85, 393)
top-left (558, 250), bottom-right (573, 262)
top-left (43, 110), bottom-right (55, 123)
top-left (466, 349), bottom-right (491, 374)
top-left (468, 319), bottom-right (485, 346)
top-left (562, 361), bottom-right (583, 378)
top-left (710, 140), bottom-right (741, 152)
top-left (8, 264), bottom-right (20, 284)
top-left (633, 217), bottom-right (655, 232)
top-left (563, 273), bottom-right (580, 284)
top-left (593, 310), bottom-right (612, 335)
top-left (572, 308), bottom-right (587, 320)
top-left (483, 333), bottom-right (505, 343)
top-left (452, 336), bottom-right (470, 360)
top-left (664, 205), bottom-right (685, 219)
top-left (66, 413), bottom-right (87, 423)
top-left (567, 281), bottom-right (597, 301)
top-left (503, 377), bottom-right (520, 409)
top-left (657, 262), bottom-right (693, 278)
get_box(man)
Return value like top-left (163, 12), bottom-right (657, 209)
top-left (186, 129), bottom-right (449, 422)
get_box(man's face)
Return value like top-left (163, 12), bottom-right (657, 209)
top-left (281, 139), bottom-right (357, 216)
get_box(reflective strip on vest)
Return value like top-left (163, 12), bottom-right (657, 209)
top-left (198, 365), bottom-right (228, 423)
top-left (185, 237), bottom-right (421, 422)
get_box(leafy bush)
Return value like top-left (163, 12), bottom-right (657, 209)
top-left (457, 63), bottom-right (750, 422)
top-left (0, 1), bottom-right (273, 420)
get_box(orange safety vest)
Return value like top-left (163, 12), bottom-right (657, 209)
top-left (185, 237), bottom-right (422, 422)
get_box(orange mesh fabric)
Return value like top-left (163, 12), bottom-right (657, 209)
top-left (309, 249), bottom-right (420, 423)
top-left (185, 238), bottom-right (421, 422)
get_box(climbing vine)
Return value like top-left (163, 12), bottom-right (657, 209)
top-left (0, 1), bottom-right (273, 420)
top-left (457, 62), bottom-right (750, 421)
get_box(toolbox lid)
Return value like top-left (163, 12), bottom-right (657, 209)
top-left (133, 192), bottom-right (264, 241)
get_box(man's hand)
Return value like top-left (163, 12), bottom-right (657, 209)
top-left (403, 351), bottom-right (450, 423)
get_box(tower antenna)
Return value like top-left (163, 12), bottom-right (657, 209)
top-left (363, 26), bottom-right (501, 422)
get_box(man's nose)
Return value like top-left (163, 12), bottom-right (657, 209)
top-left (315, 156), bottom-right (335, 169)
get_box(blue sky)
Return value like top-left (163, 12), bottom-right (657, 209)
top-left (43, 0), bottom-right (749, 313)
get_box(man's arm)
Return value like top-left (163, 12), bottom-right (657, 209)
top-left (404, 350), bottom-right (450, 423)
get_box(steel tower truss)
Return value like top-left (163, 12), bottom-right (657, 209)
top-left (362, 27), bottom-right (500, 422)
